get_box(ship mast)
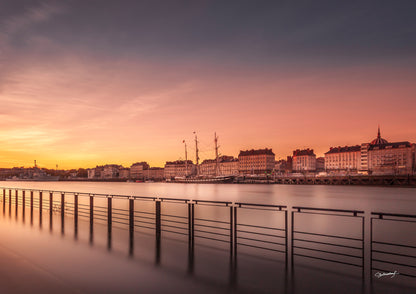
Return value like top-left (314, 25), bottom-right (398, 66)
top-left (215, 132), bottom-right (220, 176)
top-left (194, 132), bottom-right (199, 176)
top-left (183, 140), bottom-right (188, 176)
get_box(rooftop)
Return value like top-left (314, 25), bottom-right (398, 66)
top-left (238, 148), bottom-right (275, 157)
top-left (325, 145), bottom-right (361, 154)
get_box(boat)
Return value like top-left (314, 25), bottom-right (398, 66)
top-left (172, 175), bottom-right (234, 183)
top-left (169, 132), bottom-right (235, 184)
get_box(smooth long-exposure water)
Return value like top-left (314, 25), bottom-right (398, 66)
top-left (0, 182), bottom-right (415, 294)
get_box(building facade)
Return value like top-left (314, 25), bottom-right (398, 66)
top-left (102, 164), bottom-right (121, 179)
top-left (164, 160), bottom-right (195, 179)
top-left (292, 149), bottom-right (316, 172)
top-left (360, 128), bottom-right (415, 175)
top-left (238, 148), bottom-right (275, 175)
top-left (324, 145), bottom-right (361, 172)
top-left (199, 156), bottom-right (239, 176)
top-left (144, 167), bottom-right (165, 180)
top-left (130, 162), bottom-right (150, 179)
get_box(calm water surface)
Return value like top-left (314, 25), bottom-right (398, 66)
top-left (0, 182), bottom-right (415, 294)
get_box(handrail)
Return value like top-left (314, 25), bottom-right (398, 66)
top-left (293, 206), bottom-right (364, 215)
top-left (371, 212), bottom-right (416, 219)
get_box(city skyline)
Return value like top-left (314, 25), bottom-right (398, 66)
top-left (1, 1), bottom-right (416, 169)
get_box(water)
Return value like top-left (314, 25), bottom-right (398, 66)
top-left (0, 182), bottom-right (415, 294)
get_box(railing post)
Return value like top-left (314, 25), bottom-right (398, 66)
top-left (30, 191), bottom-right (34, 225)
top-left (188, 201), bottom-right (194, 274)
top-left (15, 190), bottom-right (18, 216)
top-left (89, 195), bottom-right (94, 244)
top-left (129, 198), bottom-right (134, 256)
top-left (285, 210), bottom-right (288, 270)
top-left (291, 211), bottom-right (295, 271)
top-left (107, 196), bottom-right (112, 250)
top-left (155, 200), bottom-right (161, 264)
top-left (39, 191), bottom-right (43, 227)
top-left (74, 194), bottom-right (78, 239)
top-left (49, 192), bottom-right (53, 231)
top-left (9, 189), bottom-right (11, 210)
top-left (370, 217), bottom-right (373, 285)
top-left (61, 193), bottom-right (65, 235)
top-left (22, 190), bottom-right (25, 210)
top-left (39, 191), bottom-right (43, 212)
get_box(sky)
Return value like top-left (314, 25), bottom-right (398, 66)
top-left (1, 0), bottom-right (416, 169)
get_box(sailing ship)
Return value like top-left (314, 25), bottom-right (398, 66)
top-left (171, 132), bottom-right (235, 183)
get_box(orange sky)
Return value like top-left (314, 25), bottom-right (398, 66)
top-left (1, 1), bottom-right (415, 169)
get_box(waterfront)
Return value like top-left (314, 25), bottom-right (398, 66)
top-left (0, 182), bottom-right (415, 293)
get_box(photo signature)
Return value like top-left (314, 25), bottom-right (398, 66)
top-left (374, 271), bottom-right (400, 278)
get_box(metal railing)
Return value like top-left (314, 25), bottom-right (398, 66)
top-left (371, 212), bottom-right (416, 280)
top-left (292, 206), bottom-right (365, 277)
top-left (2, 186), bottom-right (416, 287)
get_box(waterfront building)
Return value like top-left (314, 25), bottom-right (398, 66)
top-left (164, 160), bottom-right (195, 179)
top-left (87, 165), bottom-right (105, 179)
top-left (360, 128), bottom-right (415, 175)
top-left (292, 149), bottom-right (316, 172)
top-left (274, 159), bottom-right (288, 174)
top-left (144, 167), bottom-right (165, 181)
top-left (199, 156), bottom-right (239, 176)
top-left (102, 164), bottom-right (121, 179)
top-left (316, 157), bottom-right (325, 172)
top-left (238, 148), bottom-right (275, 175)
top-left (324, 145), bottom-right (361, 172)
top-left (130, 162), bottom-right (150, 179)
top-left (119, 167), bottom-right (130, 179)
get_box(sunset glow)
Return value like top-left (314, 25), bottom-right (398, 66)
top-left (1, 1), bottom-right (415, 169)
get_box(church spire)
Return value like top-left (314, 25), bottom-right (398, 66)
top-left (377, 125), bottom-right (381, 138)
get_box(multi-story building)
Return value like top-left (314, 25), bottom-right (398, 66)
top-left (292, 149), bottom-right (316, 172)
top-left (238, 148), bottom-right (275, 175)
top-left (164, 160), bottom-right (195, 179)
top-left (359, 128), bottom-right (415, 175)
top-left (316, 157), bottom-right (325, 172)
top-left (130, 162), bottom-right (150, 179)
top-left (102, 164), bottom-right (121, 179)
top-left (87, 165), bottom-right (105, 179)
top-left (199, 156), bottom-right (239, 176)
top-left (119, 167), bottom-right (130, 179)
top-left (324, 145), bottom-right (361, 172)
top-left (144, 167), bottom-right (165, 181)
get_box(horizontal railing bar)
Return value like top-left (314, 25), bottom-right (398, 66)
top-left (237, 242), bottom-right (286, 253)
top-left (134, 220), bottom-right (155, 226)
top-left (194, 234), bottom-right (229, 244)
top-left (237, 229), bottom-right (285, 239)
top-left (112, 220), bottom-right (129, 226)
top-left (161, 224), bottom-right (188, 231)
top-left (237, 223), bottom-right (285, 231)
top-left (134, 210), bottom-right (155, 216)
top-left (238, 236), bottom-right (285, 246)
top-left (294, 238), bottom-right (363, 250)
top-left (161, 213), bottom-right (187, 220)
top-left (294, 245), bottom-right (362, 259)
top-left (194, 223), bottom-right (229, 231)
top-left (372, 241), bottom-right (416, 249)
top-left (160, 197), bottom-right (189, 203)
top-left (372, 250), bottom-right (416, 259)
top-left (372, 259), bottom-right (416, 268)
top-left (294, 253), bottom-right (362, 268)
top-left (161, 229), bottom-right (188, 236)
top-left (112, 211), bottom-right (129, 217)
top-left (294, 211), bottom-right (364, 219)
top-left (133, 224), bottom-right (154, 230)
top-left (134, 215), bottom-right (156, 221)
top-left (111, 207), bottom-right (129, 212)
top-left (194, 199), bottom-right (232, 205)
top-left (112, 216), bottom-right (129, 222)
top-left (194, 229), bottom-right (230, 237)
top-left (235, 202), bottom-right (286, 209)
top-left (160, 218), bottom-right (188, 225)
top-left (293, 206), bottom-right (364, 215)
top-left (194, 217), bottom-right (229, 225)
top-left (294, 231), bottom-right (362, 241)
top-left (372, 212), bottom-right (416, 219)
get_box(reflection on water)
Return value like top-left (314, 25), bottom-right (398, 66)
top-left (0, 184), bottom-right (415, 294)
